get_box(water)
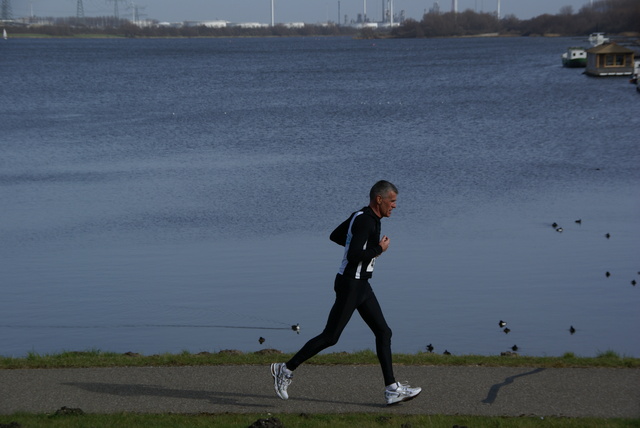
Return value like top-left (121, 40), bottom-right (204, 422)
top-left (1, 36), bottom-right (638, 358)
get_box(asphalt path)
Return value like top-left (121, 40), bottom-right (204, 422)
top-left (1, 365), bottom-right (638, 418)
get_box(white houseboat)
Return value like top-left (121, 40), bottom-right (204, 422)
top-left (562, 47), bottom-right (587, 67)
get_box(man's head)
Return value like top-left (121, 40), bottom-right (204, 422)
top-left (369, 180), bottom-right (398, 218)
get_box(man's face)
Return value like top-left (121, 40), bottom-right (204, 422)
top-left (378, 191), bottom-right (397, 218)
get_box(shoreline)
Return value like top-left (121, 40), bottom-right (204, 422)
top-left (4, 31), bottom-right (639, 40)
top-left (2, 348), bottom-right (638, 370)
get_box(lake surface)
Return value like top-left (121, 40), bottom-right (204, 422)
top-left (1, 36), bottom-right (638, 359)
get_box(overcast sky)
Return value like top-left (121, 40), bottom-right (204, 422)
top-left (15, 0), bottom-right (594, 23)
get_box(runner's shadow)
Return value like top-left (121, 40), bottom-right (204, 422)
top-left (63, 382), bottom-right (272, 408)
top-left (63, 382), bottom-right (372, 408)
top-left (481, 368), bottom-right (545, 404)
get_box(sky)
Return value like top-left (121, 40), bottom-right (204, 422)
top-left (14, 0), bottom-right (594, 24)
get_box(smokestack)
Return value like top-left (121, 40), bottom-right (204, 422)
top-left (452, 0), bottom-right (457, 13)
top-left (271, 0), bottom-right (274, 26)
top-left (497, 0), bottom-right (500, 19)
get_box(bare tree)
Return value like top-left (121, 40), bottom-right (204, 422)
top-left (560, 6), bottom-right (574, 15)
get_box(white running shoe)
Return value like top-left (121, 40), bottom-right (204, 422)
top-left (385, 382), bottom-right (422, 405)
top-left (270, 362), bottom-right (293, 400)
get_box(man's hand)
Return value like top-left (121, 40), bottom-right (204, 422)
top-left (379, 235), bottom-right (390, 252)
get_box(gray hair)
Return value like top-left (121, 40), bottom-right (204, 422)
top-left (369, 180), bottom-right (398, 201)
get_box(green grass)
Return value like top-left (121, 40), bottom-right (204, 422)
top-left (1, 348), bottom-right (638, 370)
top-left (0, 412), bottom-right (638, 428)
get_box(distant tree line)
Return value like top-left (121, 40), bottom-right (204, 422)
top-left (391, 0), bottom-right (639, 38)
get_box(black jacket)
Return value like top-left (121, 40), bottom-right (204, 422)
top-left (330, 206), bottom-right (383, 280)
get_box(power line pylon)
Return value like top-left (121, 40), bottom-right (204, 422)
top-left (107, 0), bottom-right (125, 19)
top-left (128, 2), bottom-right (146, 24)
top-left (76, 0), bottom-right (85, 22)
top-left (1, 0), bottom-right (12, 21)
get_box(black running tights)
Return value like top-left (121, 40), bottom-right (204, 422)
top-left (286, 274), bottom-right (396, 386)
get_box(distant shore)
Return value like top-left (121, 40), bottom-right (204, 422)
top-left (4, 31), bottom-right (639, 42)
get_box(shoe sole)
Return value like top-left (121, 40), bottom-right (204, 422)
top-left (386, 389), bottom-right (421, 406)
top-left (270, 363), bottom-right (288, 400)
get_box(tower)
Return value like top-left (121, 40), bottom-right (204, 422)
top-left (76, 0), bottom-right (85, 21)
top-left (108, 0), bottom-right (123, 19)
top-left (1, 0), bottom-right (12, 20)
top-left (496, 0), bottom-right (500, 19)
top-left (451, 0), bottom-right (457, 13)
top-left (129, 2), bottom-right (145, 24)
top-left (271, 0), bottom-right (274, 26)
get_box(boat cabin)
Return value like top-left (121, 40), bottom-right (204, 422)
top-left (562, 47), bottom-right (587, 68)
top-left (588, 32), bottom-right (609, 47)
top-left (585, 43), bottom-right (635, 77)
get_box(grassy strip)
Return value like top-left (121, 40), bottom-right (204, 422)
top-left (0, 412), bottom-right (638, 428)
top-left (1, 349), bottom-right (638, 370)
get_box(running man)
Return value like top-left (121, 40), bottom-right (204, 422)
top-left (271, 180), bottom-right (421, 405)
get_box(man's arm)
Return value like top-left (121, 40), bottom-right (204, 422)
top-left (329, 215), bottom-right (351, 246)
top-left (345, 215), bottom-right (383, 263)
